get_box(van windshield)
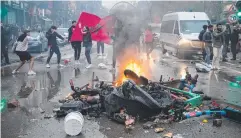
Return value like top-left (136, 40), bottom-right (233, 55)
top-left (180, 20), bottom-right (209, 34)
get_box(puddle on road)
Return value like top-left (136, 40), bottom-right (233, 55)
top-left (208, 71), bottom-right (241, 107)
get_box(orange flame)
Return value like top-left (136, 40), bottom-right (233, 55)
top-left (115, 46), bottom-right (150, 86)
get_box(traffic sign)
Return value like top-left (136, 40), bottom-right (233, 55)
top-left (227, 13), bottom-right (238, 23)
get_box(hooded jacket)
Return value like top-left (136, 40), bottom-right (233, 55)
top-left (46, 30), bottom-right (64, 46)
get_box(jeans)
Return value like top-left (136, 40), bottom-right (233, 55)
top-left (212, 47), bottom-right (221, 68)
top-left (146, 42), bottom-right (154, 55)
top-left (97, 41), bottom-right (104, 54)
top-left (204, 45), bottom-right (211, 65)
top-left (71, 42), bottom-right (82, 60)
top-left (231, 42), bottom-right (237, 59)
top-left (85, 46), bottom-right (92, 64)
top-left (46, 46), bottom-right (61, 64)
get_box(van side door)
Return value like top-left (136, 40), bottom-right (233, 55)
top-left (160, 20), bottom-right (175, 48)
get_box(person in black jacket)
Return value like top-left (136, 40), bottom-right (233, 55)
top-left (230, 26), bottom-right (239, 60)
top-left (68, 21), bottom-right (82, 64)
top-left (1, 23), bottom-right (10, 65)
top-left (45, 26), bottom-right (66, 68)
top-left (199, 25), bottom-right (207, 60)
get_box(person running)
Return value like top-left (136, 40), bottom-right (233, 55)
top-left (97, 41), bottom-right (104, 58)
top-left (212, 23), bottom-right (225, 70)
top-left (12, 30), bottom-right (36, 75)
top-left (68, 21), bottom-right (82, 64)
top-left (144, 26), bottom-right (154, 59)
top-left (81, 26), bottom-right (93, 68)
top-left (45, 26), bottom-right (66, 68)
top-left (203, 25), bottom-right (213, 68)
top-left (199, 25), bottom-right (207, 60)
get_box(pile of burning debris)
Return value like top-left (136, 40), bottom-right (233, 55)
top-left (54, 69), bottom-right (241, 133)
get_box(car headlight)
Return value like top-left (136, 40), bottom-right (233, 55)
top-left (178, 38), bottom-right (192, 47)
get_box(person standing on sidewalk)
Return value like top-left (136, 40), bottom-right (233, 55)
top-left (202, 25), bottom-right (213, 68)
top-left (1, 22), bottom-right (10, 65)
top-left (12, 30), bottom-right (37, 75)
top-left (45, 26), bottom-right (66, 68)
top-left (68, 21), bottom-right (82, 64)
top-left (82, 26), bottom-right (93, 69)
top-left (97, 41), bottom-right (104, 58)
top-left (212, 23), bottom-right (226, 70)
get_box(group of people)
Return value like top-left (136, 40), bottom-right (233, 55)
top-left (11, 20), bottom-right (105, 75)
top-left (199, 22), bottom-right (241, 70)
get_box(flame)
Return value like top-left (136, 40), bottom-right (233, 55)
top-left (115, 46), bottom-right (150, 87)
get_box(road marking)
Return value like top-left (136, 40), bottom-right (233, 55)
top-left (224, 62), bottom-right (236, 66)
top-left (221, 66), bottom-right (241, 74)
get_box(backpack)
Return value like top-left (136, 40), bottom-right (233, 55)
top-left (198, 30), bottom-right (205, 41)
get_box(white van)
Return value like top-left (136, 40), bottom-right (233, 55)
top-left (159, 12), bottom-right (211, 58)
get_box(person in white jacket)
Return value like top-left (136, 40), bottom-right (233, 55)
top-left (12, 30), bottom-right (37, 75)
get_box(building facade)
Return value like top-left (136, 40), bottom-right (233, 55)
top-left (1, 1), bottom-right (31, 27)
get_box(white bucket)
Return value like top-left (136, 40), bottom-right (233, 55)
top-left (64, 112), bottom-right (84, 136)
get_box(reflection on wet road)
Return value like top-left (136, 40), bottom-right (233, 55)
top-left (1, 47), bottom-right (241, 138)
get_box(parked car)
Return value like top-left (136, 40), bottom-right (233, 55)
top-left (56, 28), bottom-right (69, 46)
top-left (28, 32), bottom-right (48, 53)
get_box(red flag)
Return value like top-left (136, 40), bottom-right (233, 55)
top-left (71, 12), bottom-right (113, 44)
top-left (94, 15), bottom-right (115, 44)
top-left (71, 12), bottom-right (101, 42)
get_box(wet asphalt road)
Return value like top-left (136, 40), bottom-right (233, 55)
top-left (1, 44), bottom-right (241, 138)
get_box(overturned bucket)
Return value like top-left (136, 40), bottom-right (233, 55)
top-left (64, 112), bottom-right (84, 136)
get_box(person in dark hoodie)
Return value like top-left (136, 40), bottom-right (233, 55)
top-left (68, 21), bottom-right (82, 64)
top-left (45, 26), bottom-right (66, 68)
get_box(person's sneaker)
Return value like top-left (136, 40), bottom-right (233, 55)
top-left (77, 60), bottom-right (81, 64)
top-left (85, 64), bottom-right (92, 69)
top-left (208, 64), bottom-right (212, 68)
top-left (231, 58), bottom-right (236, 60)
top-left (12, 70), bottom-right (19, 74)
top-left (98, 55), bottom-right (103, 59)
top-left (216, 67), bottom-right (221, 70)
top-left (46, 64), bottom-right (50, 68)
top-left (28, 70), bottom-right (36, 75)
top-left (97, 53), bottom-right (101, 56)
top-left (58, 64), bottom-right (65, 67)
top-left (211, 67), bottom-right (216, 70)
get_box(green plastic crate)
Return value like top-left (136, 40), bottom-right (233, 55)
top-left (0, 98), bottom-right (7, 113)
top-left (161, 80), bottom-right (202, 107)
